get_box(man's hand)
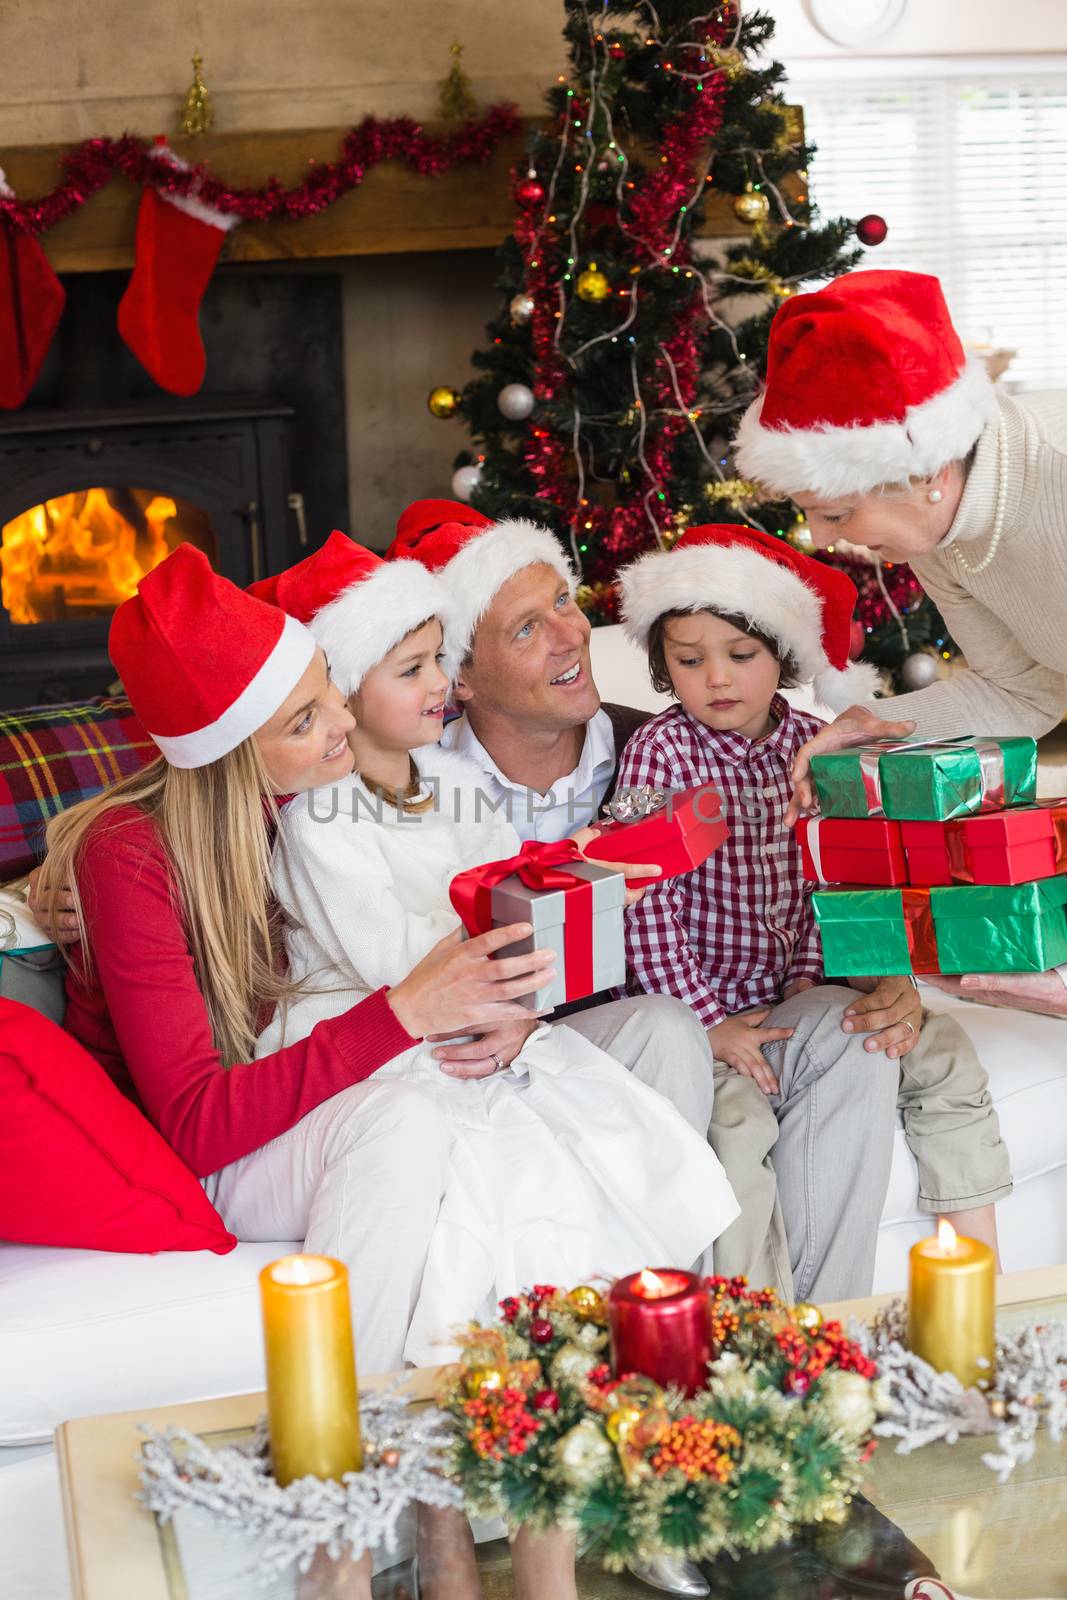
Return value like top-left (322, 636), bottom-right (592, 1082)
top-left (706, 1010), bottom-right (796, 1096)
top-left (570, 823), bottom-right (660, 906)
top-left (843, 974), bottom-right (921, 1058)
top-left (785, 706), bottom-right (916, 827)
top-left (26, 864), bottom-right (79, 943)
top-left (923, 969), bottom-right (1067, 1018)
top-left (428, 1018), bottom-right (540, 1079)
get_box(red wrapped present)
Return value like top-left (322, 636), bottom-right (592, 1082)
top-left (901, 799), bottom-right (1067, 887)
top-left (797, 816), bottom-right (907, 886)
top-left (582, 784), bottom-right (727, 887)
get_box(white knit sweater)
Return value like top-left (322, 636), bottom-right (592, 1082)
top-left (871, 391), bottom-right (1067, 739)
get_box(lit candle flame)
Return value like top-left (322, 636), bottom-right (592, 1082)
top-left (638, 1268), bottom-right (666, 1295)
top-left (937, 1218), bottom-right (958, 1254)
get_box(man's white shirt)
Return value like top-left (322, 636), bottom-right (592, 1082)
top-left (441, 708), bottom-right (616, 843)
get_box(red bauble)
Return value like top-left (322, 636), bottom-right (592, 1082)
top-left (516, 177), bottom-right (546, 209)
top-left (785, 1370), bottom-right (812, 1397)
top-left (533, 1388), bottom-right (560, 1412)
top-left (608, 41), bottom-right (626, 59)
top-left (849, 619), bottom-right (866, 660)
top-left (529, 1317), bottom-right (555, 1345)
top-left (856, 213), bottom-right (888, 247)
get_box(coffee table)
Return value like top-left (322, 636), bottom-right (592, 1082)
top-left (56, 1266), bottom-right (1067, 1600)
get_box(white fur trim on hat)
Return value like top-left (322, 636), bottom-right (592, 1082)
top-left (439, 519), bottom-right (576, 662)
top-left (734, 356), bottom-right (997, 500)
top-left (309, 557), bottom-right (454, 696)
top-left (619, 542), bottom-right (882, 713)
top-left (149, 613), bottom-right (316, 768)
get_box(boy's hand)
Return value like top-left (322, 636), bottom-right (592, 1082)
top-left (706, 1010), bottom-right (795, 1096)
top-left (782, 978), bottom-right (816, 1000)
top-left (843, 974), bottom-right (921, 1058)
top-left (570, 823), bottom-right (660, 906)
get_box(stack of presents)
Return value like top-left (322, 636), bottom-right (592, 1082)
top-left (800, 736), bottom-right (1067, 977)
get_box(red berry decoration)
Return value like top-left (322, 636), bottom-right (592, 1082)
top-left (516, 177), bottom-right (546, 209)
top-left (533, 1388), bottom-right (560, 1412)
top-left (856, 213), bottom-right (888, 247)
top-left (530, 1317), bottom-right (555, 1345)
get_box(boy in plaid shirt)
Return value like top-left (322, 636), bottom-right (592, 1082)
top-left (617, 523), bottom-right (1009, 1264)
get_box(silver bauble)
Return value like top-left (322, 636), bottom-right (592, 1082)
top-left (509, 293), bottom-right (536, 325)
top-left (451, 463), bottom-right (483, 502)
top-left (900, 652), bottom-right (940, 690)
top-left (497, 382), bottom-right (536, 421)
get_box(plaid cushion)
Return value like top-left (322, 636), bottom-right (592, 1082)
top-left (0, 699), bottom-right (157, 881)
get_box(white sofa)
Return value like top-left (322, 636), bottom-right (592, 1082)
top-left (3, 624), bottom-right (1067, 1467)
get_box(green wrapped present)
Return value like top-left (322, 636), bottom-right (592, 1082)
top-left (810, 736), bottom-right (1037, 821)
top-left (812, 876), bottom-right (1067, 976)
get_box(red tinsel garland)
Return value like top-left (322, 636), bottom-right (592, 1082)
top-left (0, 106), bottom-right (520, 238)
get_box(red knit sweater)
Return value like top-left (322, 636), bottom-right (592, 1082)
top-left (62, 805), bottom-right (417, 1178)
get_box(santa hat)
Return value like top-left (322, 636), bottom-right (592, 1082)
top-left (618, 523), bottom-right (881, 713)
top-left (734, 270), bottom-right (997, 500)
top-left (386, 498), bottom-right (576, 665)
top-left (110, 545), bottom-right (316, 769)
top-left (249, 529), bottom-right (453, 695)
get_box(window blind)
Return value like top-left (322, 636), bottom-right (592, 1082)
top-left (791, 74), bottom-right (1067, 389)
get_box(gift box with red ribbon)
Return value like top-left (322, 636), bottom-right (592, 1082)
top-left (449, 838), bottom-right (625, 1011)
top-left (812, 877), bottom-right (1067, 976)
top-left (901, 799), bottom-right (1067, 887)
top-left (582, 783), bottom-right (727, 887)
top-left (797, 815), bottom-right (907, 886)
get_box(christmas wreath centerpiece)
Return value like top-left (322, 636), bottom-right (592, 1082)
top-left (437, 1276), bottom-right (886, 1571)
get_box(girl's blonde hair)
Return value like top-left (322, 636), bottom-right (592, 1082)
top-left (43, 739), bottom-right (296, 1067)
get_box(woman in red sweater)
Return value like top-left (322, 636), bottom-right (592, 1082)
top-left (39, 546), bottom-right (554, 1398)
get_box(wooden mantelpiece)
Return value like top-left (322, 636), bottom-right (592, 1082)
top-left (2, 117), bottom-right (804, 272)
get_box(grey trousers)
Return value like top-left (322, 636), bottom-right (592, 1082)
top-left (564, 988), bottom-right (899, 1304)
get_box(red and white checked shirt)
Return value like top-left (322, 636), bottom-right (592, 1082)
top-left (616, 697), bottom-right (826, 1028)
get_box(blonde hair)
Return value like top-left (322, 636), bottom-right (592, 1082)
top-left (43, 740), bottom-right (297, 1067)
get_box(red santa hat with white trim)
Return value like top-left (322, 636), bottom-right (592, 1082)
top-left (618, 523), bottom-right (882, 713)
top-left (386, 499), bottom-right (576, 664)
top-left (248, 529), bottom-right (454, 694)
top-left (109, 544), bottom-right (317, 769)
top-left (733, 269), bottom-right (997, 500)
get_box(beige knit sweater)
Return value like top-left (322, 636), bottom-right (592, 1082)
top-left (870, 391), bottom-right (1067, 739)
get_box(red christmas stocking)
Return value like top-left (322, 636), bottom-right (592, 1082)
top-left (0, 171), bottom-right (66, 410)
top-left (117, 146), bottom-right (237, 396)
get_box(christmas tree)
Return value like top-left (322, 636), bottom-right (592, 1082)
top-left (434, 0), bottom-right (956, 690)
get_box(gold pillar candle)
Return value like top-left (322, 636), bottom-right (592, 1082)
top-left (907, 1220), bottom-right (995, 1390)
top-left (259, 1254), bottom-right (363, 1485)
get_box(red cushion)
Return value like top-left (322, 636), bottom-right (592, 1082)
top-left (0, 999), bottom-right (236, 1254)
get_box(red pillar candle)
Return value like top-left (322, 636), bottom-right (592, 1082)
top-left (608, 1268), bottom-right (714, 1396)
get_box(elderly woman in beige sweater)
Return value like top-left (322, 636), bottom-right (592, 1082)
top-left (735, 268), bottom-right (1067, 1018)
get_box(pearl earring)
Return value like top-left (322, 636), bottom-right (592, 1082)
top-left (927, 488), bottom-right (943, 504)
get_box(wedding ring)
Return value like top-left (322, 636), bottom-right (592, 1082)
top-left (490, 1053), bottom-right (504, 1070)
top-left (903, 1020), bottom-right (915, 1036)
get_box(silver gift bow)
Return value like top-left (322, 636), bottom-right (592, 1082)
top-left (605, 785), bottom-right (669, 823)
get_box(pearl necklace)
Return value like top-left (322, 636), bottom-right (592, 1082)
top-left (954, 415), bottom-right (1008, 576)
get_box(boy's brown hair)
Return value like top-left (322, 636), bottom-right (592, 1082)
top-left (647, 608), bottom-right (800, 697)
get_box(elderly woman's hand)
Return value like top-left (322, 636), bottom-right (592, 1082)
top-left (784, 706), bottom-right (916, 826)
top-left (924, 969), bottom-right (1067, 1018)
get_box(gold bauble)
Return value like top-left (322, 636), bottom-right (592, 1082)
top-left (567, 1284), bottom-right (606, 1321)
top-left (793, 1302), bottom-right (824, 1334)
top-left (709, 46), bottom-right (746, 82)
top-left (464, 1365), bottom-right (505, 1397)
top-left (605, 1404), bottom-right (643, 1443)
top-left (576, 263), bottom-right (610, 303)
top-left (427, 385), bottom-right (461, 419)
top-left (733, 185), bottom-right (771, 226)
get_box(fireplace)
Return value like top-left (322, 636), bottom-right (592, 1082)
top-left (0, 400), bottom-right (299, 708)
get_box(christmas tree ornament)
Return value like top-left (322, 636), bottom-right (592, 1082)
top-left (856, 212), bottom-right (888, 246)
top-left (576, 262), bottom-right (610, 302)
top-left (708, 46), bottom-right (746, 81)
top-left (516, 171), bottom-right (546, 209)
top-left (567, 1284), bottom-right (606, 1320)
top-left (437, 41), bottom-right (477, 123)
top-left (550, 1341), bottom-right (597, 1387)
top-left (0, 170), bottom-right (66, 410)
top-left (792, 1302), bottom-right (824, 1334)
top-left (819, 1369), bottom-right (878, 1441)
top-left (529, 1316), bottom-right (555, 1344)
top-left (116, 141), bottom-right (238, 397)
top-left (427, 385), bottom-right (461, 419)
top-left (178, 52), bottom-right (214, 136)
top-left (900, 651), bottom-right (940, 689)
top-left (733, 184), bottom-right (771, 225)
top-left (497, 382), bottom-right (535, 420)
top-left (464, 1365), bottom-right (505, 1396)
top-left (509, 291), bottom-right (536, 325)
top-left (555, 1418), bottom-right (614, 1486)
top-left (849, 618), bottom-right (867, 660)
top-left (451, 462), bottom-right (483, 501)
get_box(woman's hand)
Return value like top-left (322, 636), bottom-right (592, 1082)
top-left (569, 824), bottom-right (660, 906)
top-left (26, 864), bottom-right (79, 943)
top-left (785, 706), bottom-right (916, 827)
top-left (386, 924), bottom-right (555, 1040)
top-left (843, 974), bottom-right (921, 1058)
top-left (705, 1010), bottom-right (796, 1096)
top-left (428, 1017), bottom-right (540, 1079)
top-left (924, 969), bottom-right (1067, 1017)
